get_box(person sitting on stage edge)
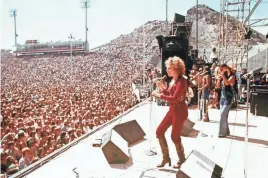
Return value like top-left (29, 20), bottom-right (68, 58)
top-left (218, 64), bottom-right (235, 138)
top-left (152, 56), bottom-right (188, 169)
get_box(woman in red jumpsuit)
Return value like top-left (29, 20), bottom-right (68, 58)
top-left (152, 56), bottom-right (188, 169)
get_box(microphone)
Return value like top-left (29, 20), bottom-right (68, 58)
top-left (153, 75), bottom-right (167, 83)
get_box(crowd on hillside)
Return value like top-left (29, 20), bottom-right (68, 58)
top-left (0, 49), bottom-right (160, 176)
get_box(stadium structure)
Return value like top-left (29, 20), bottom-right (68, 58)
top-left (14, 40), bottom-right (87, 56)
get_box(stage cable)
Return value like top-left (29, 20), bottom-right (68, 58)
top-left (221, 95), bottom-right (239, 175)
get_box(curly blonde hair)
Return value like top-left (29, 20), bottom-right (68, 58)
top-left (165, 56), bottom-right (186, 75)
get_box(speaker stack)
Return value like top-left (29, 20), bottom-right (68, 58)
top-left (250, 92), bottom-right (268, 117)
top-left (156, 35), bottom-right (190, 78)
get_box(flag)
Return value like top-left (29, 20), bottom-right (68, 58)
top-left (132, 83), bottom-right (140, 102)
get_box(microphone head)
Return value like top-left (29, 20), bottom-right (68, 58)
top-left (162, 75), bottom-right (167, 80)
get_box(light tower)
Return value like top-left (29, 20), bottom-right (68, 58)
top-left (10, 9), bottom-right (18, 47)
top-left (81, 0), bottom-right (90, 52)
top-left (68, 34), bottom-right (75, 83)
top-left (166, 0), bottom-right (168, 34)
top-left (196, 0), bottom-right (198, 52)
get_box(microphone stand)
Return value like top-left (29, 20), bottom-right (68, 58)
top-left (145, 80), bottom-right (157, 156)
top-left (197, 73), bottom-right (208, 137)
top-left (244, 75), bottom-right (251, 178)
top-left (242, 67), bottom-right (263, 177)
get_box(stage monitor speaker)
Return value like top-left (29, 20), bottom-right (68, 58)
top-left (178, 150), bottom-right (222, 178)
top-left (113, 120), bottom-right (146, 145)
top-left (181, 119), bottom-right (195, 137)
top-left (101, 130), bottom-right (130, 164)
top-left (176, 171), bottom-right (190, 178)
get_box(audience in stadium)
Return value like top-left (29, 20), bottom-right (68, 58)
top-left (1, 21), bottom-right (169, 176)
top-left (0, 50), bottom-right (156, 175)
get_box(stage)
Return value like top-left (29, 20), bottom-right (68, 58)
top-left (13, 102), bottom-right (268, 178)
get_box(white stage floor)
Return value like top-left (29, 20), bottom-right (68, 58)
top-left (17, 102), bottom-right (268, 178)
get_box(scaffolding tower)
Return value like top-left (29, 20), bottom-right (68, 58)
top-left (218, 0), bottom-right (251, 71)
top-left (218, 0), bottom-right (267, 71)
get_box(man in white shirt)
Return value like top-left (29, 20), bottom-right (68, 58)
top-left (19, 148), bottom-right (32, 170)
top-left (210, 48), bottom-right (218, 64)
top-left (186, 87), bottom-right (194, 106)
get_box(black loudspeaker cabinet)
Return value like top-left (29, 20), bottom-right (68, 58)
top-left (174, 13), bottom-right (186, 23)
top-left (250, 91), bottom-right (268, 117)
top-left (178, 150), bottom-right (222, 178)
top-left (161, 39), bottom-right (189, 78)
top-left (113, 120), bottom-right (146, 145)
top-left (101, 130), bottom-right (130, 164)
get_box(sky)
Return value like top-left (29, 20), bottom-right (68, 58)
top-left (1, 0), bottom-right (267, 50)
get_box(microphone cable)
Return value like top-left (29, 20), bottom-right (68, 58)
top-left (221, 92), bottom-right (239, 176)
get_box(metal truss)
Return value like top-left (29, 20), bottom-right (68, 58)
top-left (218, 0), bottom-right (265, 71)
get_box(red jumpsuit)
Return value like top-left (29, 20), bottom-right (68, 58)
top-left (156, 76), bottom-right (188, 144)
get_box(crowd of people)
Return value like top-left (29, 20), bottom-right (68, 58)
top-left (0, 20), bottom-right (168, 176)
top-left (0, 53), bottom-right (157, 176)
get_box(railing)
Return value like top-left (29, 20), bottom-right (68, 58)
top-left (11, 98), bottom-right (150, 178)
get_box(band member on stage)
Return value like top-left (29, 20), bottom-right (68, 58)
top-left (218, 64), bottom-right (235, 138)
top-left (199, 66), bottom-right (211, 122)
top-left (152, 56), bottom-right (188, 169)
top-left (189, 64), bottom-right (198, 83)
top-left (213, 66), bottom-right (222, 109)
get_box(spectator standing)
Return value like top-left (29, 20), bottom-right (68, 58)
top-left (210, 48), bottom-right (218, 64)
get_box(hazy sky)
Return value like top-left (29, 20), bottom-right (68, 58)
top-left (1, 0), bottom-right (267, 49)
